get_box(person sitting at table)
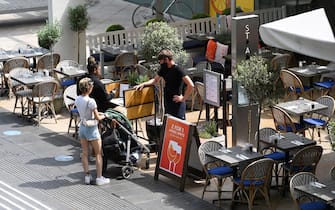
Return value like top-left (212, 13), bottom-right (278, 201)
top-left (134, 49), bottom-right (194, 120)
top-left (77, 61), bottom-right (114, 112)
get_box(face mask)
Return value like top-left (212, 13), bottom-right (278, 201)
top-left (160, 62), bottom-right (168, 70)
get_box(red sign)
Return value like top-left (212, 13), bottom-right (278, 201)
top-left (159, 117), bottom-right (190, 177)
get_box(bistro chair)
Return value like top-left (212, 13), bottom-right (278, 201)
top-left (63, 84), bottom-right (79, 138)
top-left (193, 81), bottom-right (205, 125)
top-left (270, 53), bottom-right (291, 91)
top-left (36, 53), bottom-right (61, 72)
top-left (280, 69), bottom-right (313, 100)
top-left (27, 80), bottom-right (58, 126)
top-left (8, 67), bottom-right (33, 115)
top-left (198, 140), bottom-right (233, 206)
top-left (290, 172), bottom-right (330, 210)
top-left (283, 145), bottom-right (323, 187)
top-left (303, 95), bottom-right (335, 142)
top-left (255, 128), bottom-right (286, 187)
top-left (55, 60), bottom-right (79, 88)
top-left (232, 158), bottom-right (274, 210)
top-left (271, 105), bottom-right (308, 136)
top-left (330, 166), bottom-right (335, 180)
top-left (114, 52), bottom-right (138, 80)
top-left (2, 57), bottom-right (29, 97)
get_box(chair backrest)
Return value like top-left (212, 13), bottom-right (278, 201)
top-left (290, 145), bottom-right (323, 174)
top-left (56, 60), bottom-right (79, 69)
top-left (271, 53), bottom-right (291, 72)
top-left (135, 63), bottom-right (148, 76)
top-left (37, 53), bottom-right (61, 71)
top-left (255, 127), bottom-right (278, 152)
top-left (63, 84), bottom-right (77, 111)
top-left (271, 106), bottom-right (297, 133)
top-left (198, 140), bottom-right (223, 168)
top-left (289, 172), bottom-right (318, 208)
top-left (240, 158), bottom-right (274, 185)
top-left (330, 166), bottom-right (335, 180)
top-left (314, 95), bottom-right (335, 119)
top-left (280, 69), bottom-right (305, 98)
top-left (3, 57), bottom-right (29, 74)
top-left (195, 81), bottom-right (204, 101)
top-left (32, 81), bottom-right (58, 102)
top-left (115, 52), bottom-right (138, 68)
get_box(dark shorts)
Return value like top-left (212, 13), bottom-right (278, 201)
top-left (164, 100), bottom-right (186, 120)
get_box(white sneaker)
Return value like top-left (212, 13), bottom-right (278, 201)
top-left (85, 174), bottom-right (92, 185)
top-left (96, 176), bottom-right (110, 186)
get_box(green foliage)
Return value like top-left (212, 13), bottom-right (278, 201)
top-left (222, 6), bottom-right (243, 15)
top-left (106, 24), bottom-right (125, 32)
top-left (68, 5), bottom-right (89, 32)
top-left (198, 120), bottom-right (218, 139)
top-left (136, 75), bottom-right (149, 84)
top-left (140, 22), bottom-right (185, 62)
top-left (145, 18), bottom-right (166, 26)
top-left (328, 121), bottom-right (335, 136)
top-left (191, 13), bottom-right (210, 19)
top-left (233, 55), bottom-right (272, 105)
top-left (127, 71), bottom-right (139, 86)
top-left (37, 21), bottom-right (62, 50)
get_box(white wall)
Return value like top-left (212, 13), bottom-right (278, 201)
top-left (48, 0), bottom-right (86, 65)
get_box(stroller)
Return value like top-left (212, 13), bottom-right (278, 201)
top-left (101, 109), bottom-right (150, 179)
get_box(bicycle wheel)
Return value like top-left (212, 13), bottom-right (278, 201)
top-left (132, 3), bottom-right (156, 28)
top-left (168, 2), bottom-right (194, 21)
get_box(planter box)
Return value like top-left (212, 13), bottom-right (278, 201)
top-left (200, 135), bottom-right (226, 145)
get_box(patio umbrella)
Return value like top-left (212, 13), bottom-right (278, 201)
top-left (259, 8), bottom-right (335, 62)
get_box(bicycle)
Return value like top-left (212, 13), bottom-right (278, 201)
top-left (132, 0), bottom-right (193, 28)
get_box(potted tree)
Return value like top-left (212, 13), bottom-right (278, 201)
top-left (68, 4), bottom-right (89, 63)
top-left (37, 21), bottom-right (62, 50)
top-left (233, 55), bottom-right (273, 144)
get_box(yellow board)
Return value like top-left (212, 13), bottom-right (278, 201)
top-left (209, 0), bottom-right (254, 17)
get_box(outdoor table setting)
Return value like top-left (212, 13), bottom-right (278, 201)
top-left (53, 65), bottom-right (87, 80)
top-left (294, 179), bottom-right (335, 207)
top-left (10, 70), bottom-right (55, 87)
top-left (276, 97), bottom-right (328, 124)
top-left (0, 46), bottom-right (49, 63)
top-left (206, 145), bottom-right (264, 177)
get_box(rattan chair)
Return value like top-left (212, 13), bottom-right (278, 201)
top-left (280, 69), bottom-right (313, 100)
top-left (2, 57), bottom-right (29, 98)
top-left (232, 158), bottom-right (274, 210)
top-left (198, 140), bottom-right (233, 206)
top-left (27, 80), bottom-right (58, 126)
top-left (271, 105), bottom-right (308, 135)
top-left (290, 172), bottom-right (329, 210)
top-left (283, 145), bottom-right (323, 187)
top-left (8, 67), bottom-right (33, 115)
top-left (36, 53), bottom-right (61, 71)
top-left (330, 166), bottom-right (335, 180)
top-left (303, 95), bottom-right (335, 142)
top-left (255, 128), bottom-right (286, 187)
top-left (63, 85), bottom-right (79, 138)
top-left (114, 52), bottom-right (138, 80)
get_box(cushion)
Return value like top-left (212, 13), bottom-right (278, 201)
top-left (205, 39), bottom-right (217, 61)
top-left (299, 201), bottom-right (329, 210)
top-left (214, 42), bottom-right (229, 64)
top-left (208, 166), bottom-right (233, 176)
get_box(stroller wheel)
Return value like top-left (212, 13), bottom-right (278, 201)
top-left (122, 166), bottom-right (133, 179)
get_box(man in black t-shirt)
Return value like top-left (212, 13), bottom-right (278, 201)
top-left (134, 49), bottom-right (194, 120)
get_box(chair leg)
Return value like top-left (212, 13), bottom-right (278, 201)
top-left (196, 104), bottom-right (204, 126)
top-left (217, 178), bottom-right (223, 207)
top-left (48, 103), bottom-right (57, 124)
top-left (201, 177), bottom-right (210, 199)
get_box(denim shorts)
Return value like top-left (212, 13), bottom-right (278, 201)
top-left (79, 124), bottom-right (101, 141)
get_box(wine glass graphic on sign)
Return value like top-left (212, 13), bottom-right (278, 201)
top-left (167, 140), bottom-right (182, 173)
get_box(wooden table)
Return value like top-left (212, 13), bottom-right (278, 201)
top-left (294, 180), bottom-right (335, 206)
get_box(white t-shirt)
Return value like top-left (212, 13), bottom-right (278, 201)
top-left (75, 95), bottom-right (98, 121)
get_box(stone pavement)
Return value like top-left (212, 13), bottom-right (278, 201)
top-left (0, 0), bottom-right (334, 209)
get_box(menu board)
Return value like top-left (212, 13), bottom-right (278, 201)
top-left (154, 115), bottom-right (202, 191)
top-left (203, 70), bottom-right (221, 107)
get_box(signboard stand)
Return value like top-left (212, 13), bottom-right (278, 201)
top-left (154, 115), bottom-right (203, 192)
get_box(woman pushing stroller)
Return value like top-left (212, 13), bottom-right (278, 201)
top-left (75, 77), bottom-right (110, 185)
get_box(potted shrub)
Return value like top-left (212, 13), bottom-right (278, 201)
top-left (233, 55), bottom-right (273, 144)
top-left (68, 4), bottom-right (89, 62)
top-left (198, 120), bottom-right (225, 144)
top-left (327, 121), bottom-right (335, 150)
top-left (106, 24), bottom-right (125, 32)
top-left (37, 21), bottom-right (62, 50)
